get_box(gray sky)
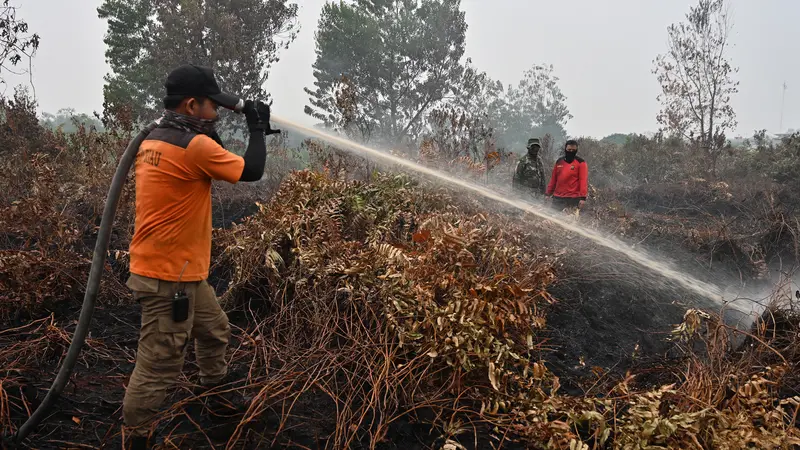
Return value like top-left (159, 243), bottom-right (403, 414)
top-left (9, 0), bottom-right (800, 138)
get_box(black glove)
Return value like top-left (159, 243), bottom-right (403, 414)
top-left (244, 100), bottom-right (281, 135)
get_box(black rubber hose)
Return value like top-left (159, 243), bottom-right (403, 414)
top-left (13, 121), bottom-right (160, 445)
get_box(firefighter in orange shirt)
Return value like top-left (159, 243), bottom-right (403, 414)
top-left (123, 64), bottom-right (275, 450)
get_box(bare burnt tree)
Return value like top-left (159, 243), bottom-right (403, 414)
top-left (426, 104), bottom-right (494, 162)
top-left (332, 74), bottom-right (375, 142)
top-left (654, 0), bottom-right (738, 178)
top-left (0, 0), bottom-right (40, 86)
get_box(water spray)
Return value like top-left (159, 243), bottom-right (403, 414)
top-left (9, 109), bottom-right (753, 445)
top-left (270, 115), bottom-right (753, 315)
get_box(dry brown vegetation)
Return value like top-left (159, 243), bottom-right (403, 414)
top-left (0, 90), bottom-right (134, 319)
top-left (2, 94), bottom-right (800, 449)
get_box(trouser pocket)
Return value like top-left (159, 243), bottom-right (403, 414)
top-left (126, 274), bottom-right (160, 301)
top-left (136, 283), bottom-right (196, 364)
top-left (123, 295), bottom-right (194, 434)
top-left (155, 315), bottom-right (192, 359)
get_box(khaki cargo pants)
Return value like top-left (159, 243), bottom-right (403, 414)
top-left (122, 274), bottom-right (231, 437)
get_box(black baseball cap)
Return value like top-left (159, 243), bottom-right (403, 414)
top-left (164, 64), bottom-right (241, 110)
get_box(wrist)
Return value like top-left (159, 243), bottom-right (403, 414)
top-left (248, 124), bottom-right (267, 133)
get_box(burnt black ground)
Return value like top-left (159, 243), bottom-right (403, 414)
top-left (1, 304), bottom-right (519, 450)
top-left (3, 188), bottom-right (790, 449)
top-left (542, 278), bottom-right (686, 395)
top-left (528, 194), bottom-right (782, 396)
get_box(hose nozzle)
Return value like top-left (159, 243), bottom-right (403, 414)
top-left (217, 96), bottom-right (280, 135)
top-left (231, 98), bottom-right (246, 113)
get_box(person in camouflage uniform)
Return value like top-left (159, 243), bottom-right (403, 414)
top-left (512, 137), bottom-right (546, 197)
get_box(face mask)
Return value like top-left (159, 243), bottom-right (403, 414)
top-left (161, 110), bottom-right (219, 136)
top-left (564, 151), bottom-right (577, 163)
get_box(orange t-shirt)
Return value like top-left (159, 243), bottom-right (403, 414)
top-left (129, 127), bottom-right (245, 281)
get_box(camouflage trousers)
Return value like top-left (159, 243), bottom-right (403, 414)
top-left (122, 274), bottom-right (230, 437)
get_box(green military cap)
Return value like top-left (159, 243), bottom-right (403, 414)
top-left (527, 138), bottom-right (541, 148)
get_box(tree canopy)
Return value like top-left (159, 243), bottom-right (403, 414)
top-left (496, 64), bottom-right (572, 153)
top-left (305, 0), bottom-right (467, 144)
top-left (98, 0), bottom-right (298, 134)
top-left (441, 63), bottom-right (572, 157)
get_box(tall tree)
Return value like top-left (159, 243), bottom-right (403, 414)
top-left (98, 0), bottom-right (298, 134)
top-left (653, 0), bottom-right (738, 177)
top-left (305, 0), bottom-right (467, 144)
top-left (499, 64), bottom-right (572, 155)
top-left (0, 0), bottom-right (40, 86)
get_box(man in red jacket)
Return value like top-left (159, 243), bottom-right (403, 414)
top-left (545, 140), bottom-right (588, 211)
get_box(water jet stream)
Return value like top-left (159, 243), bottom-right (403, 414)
top-left (271, 115), bottom-right (752, 315)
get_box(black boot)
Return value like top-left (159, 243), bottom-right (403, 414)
top-left (130, 436), bottom-right (149, 450)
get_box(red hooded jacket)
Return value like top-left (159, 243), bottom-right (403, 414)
top-left (546, 156), bottom-right (588, 199)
